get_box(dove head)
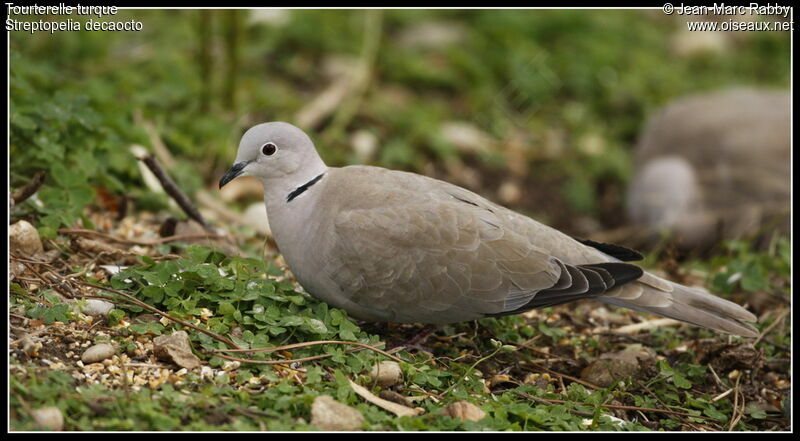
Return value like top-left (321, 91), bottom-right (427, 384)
top-left (219, 122), bottom-right (328, 197)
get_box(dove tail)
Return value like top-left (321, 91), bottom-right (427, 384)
top-left (599, 278), bottom-right (759, 337)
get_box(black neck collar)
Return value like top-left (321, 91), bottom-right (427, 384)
top-left (286, 173), bottom-right (325, 203)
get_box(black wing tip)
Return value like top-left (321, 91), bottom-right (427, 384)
top-left (583, 262), bottom-right (644, 285)
top-left (575, 238), bottom-right (644, 262)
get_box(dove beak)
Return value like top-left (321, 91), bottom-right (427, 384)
top-left (219, 161), bottom-right (251, 189)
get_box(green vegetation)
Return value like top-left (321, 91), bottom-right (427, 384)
top-left (10, 239), bottom-right (791, 431)
top-left (9, 9), bottom-right (790, 432)
top-left (11, 9), bottom-right (790, 228)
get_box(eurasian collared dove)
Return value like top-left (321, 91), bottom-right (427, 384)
top-left (220, 122), bottom-right (758, 337)
top-left (628, 88), bottom-right (790, 249)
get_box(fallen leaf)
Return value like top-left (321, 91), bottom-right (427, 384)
top-left (348, 379), bottom-right (421, 417)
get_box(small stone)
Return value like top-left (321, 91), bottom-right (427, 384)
top-left (10, 261), bottom-right (27, 280)
top-left (310, 395), bottom-right (365, 431)
top-left (581, 346), bottom-right (657, 388)
top-left (153, 331), bottom-right (201, 369)
top-left (31, 406), bottom-right (64, 431)
top-left (74, 299), bottom-right (115, 317)
top-left (444, 401), bottom-right (486, 422)
top-left (10, 220), bottom-right (44, 256)
top-left (134, 313), bottom-right (160, 324)
top-left (20, 336), bottom-right (42, 357)
top-left (81, 343), bottom-right (116, 364)
top-left (368, 361), bottom-right (403, 388)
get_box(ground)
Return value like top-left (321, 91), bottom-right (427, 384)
top-left (8, 9), bottom-right (791, 432)
top-left (9, 207), bottom-right (791, 431)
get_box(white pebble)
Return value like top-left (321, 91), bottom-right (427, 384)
top-left (31, 407), bottom-right (63, 431)
top-left (81, 344), bottom-right (115, 364)
top-left (78, 299), bottom-right (115, 317)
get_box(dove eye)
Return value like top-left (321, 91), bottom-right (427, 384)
top-left (261, 142), bottom-right (277, 156)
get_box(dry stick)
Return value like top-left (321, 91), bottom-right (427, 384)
top-left (17, 254), bottom-right (398, 370)
top-left (634, 380), bottom-right (689, 425)
top-left (529, 364), bottom-right (601, 391)
top-left (12, 256), bottom-right (61, 302)
top-left (211, 339), bottom-right (404, 364)
top-left (729, 376), bottom-right (743, 430)
top-left (57, 228), bottom-right (225, 246)
top-left (134, 113), bottom-right (176, 169)
top-left (216, 345), bottom-right (374, 367)
top-left (10, 326), bottom-right (50, 346)
top-left (74, 280), bottom-right (240, 350)
top-left (218, 345), bottom-right (407, 371)
top-left (753, 308), bottom-right (789, 346)
top-left (10, 390), bottom-right (34, 418)
top-left (512, 338), bottom-right (603, 390)
top-left (11, 171), bottom-right (47, 204)
top-left (707, 364), bottom-right (727, 391)
top-left (519, 393), bottom-right (715, 421)
top-left (137, 154), bottom-right (213, 232)
top-left (9, 254), bottom-right (60, 268)
top-left (512, 347), bottom-right (601, 391)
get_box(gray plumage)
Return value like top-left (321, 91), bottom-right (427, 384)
top-left (220, 122), bottom-right (758, 337)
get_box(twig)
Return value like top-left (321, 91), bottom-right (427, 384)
top-left (707, 364), bottom-right (726, 390)
top-left (214, 344), bottom-right (385, 370)
top-left (234, 406), bottom-right (280, 420)
top-left (12, 256), bottom-right (62, 301)
top-left (711, 388), bottom-right (734, 402)
top-left (613, 318), bottom-right (682, 335)
top-left (10, 327), bottom-right (49, 346)
top-left (73, 280), bottom-right (240, 350)
top-left (9, 254), bottom-right (59, 268)
top-left (729, 376), bottom-right (743, 430)
top-left (510, 339), bottom-right (602, 391)
top-left (530, 364), bottom-right (602, 391)
top-left (753, 308), bottom-right (789, 345)
top-left (210, 339), bottom-right (404, 363)
top-left (58, 228), bottom-right (225, 246)
top-left (137, 154), bottom-right (213, 232)
top-left (134, 112), bottom-right (176, 169)
top-left (518, 393), bottom-right (715, 420)
top-left (522, 395), bottom-right (594, 417)
top-left (591, 332), bottom-right (652, 345)
top-left (10, 390), bottom-right (34, 418)
top-left (11, 171), bottom-right (46, 205)
top-left (441, 345), bottom-right (504, 397)
top-left (634, 380), bottom-right (683, 421)
top-left (124, 363), bottom-right (173, 369)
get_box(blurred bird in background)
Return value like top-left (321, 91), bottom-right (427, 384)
top-left (627, 88), bottom-right (790, 251)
